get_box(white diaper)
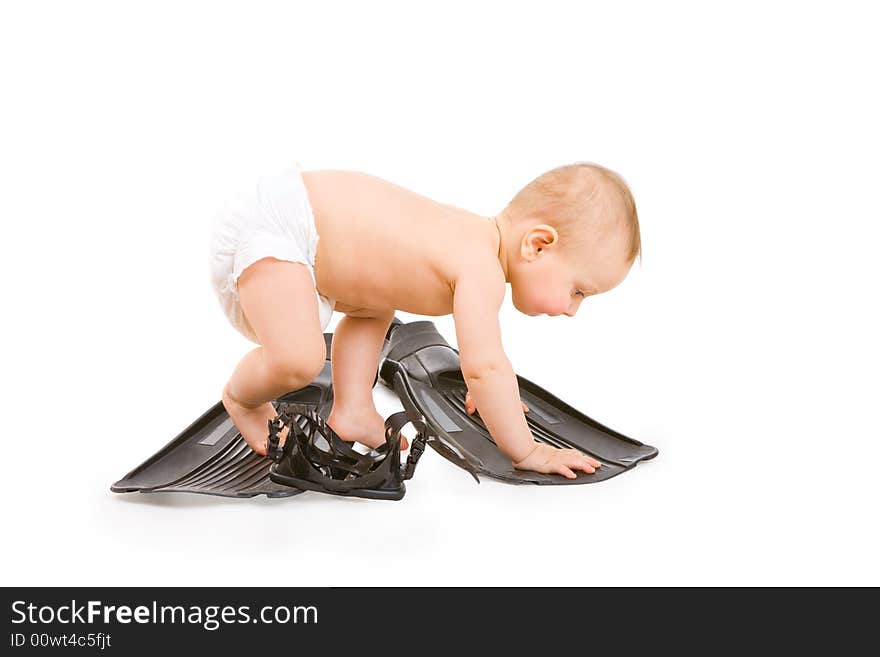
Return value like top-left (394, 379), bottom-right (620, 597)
top-left (208, 162), bottom-right (335, 344)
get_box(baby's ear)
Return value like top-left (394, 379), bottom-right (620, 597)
top-left (521, 224), bottom-right (559, 260)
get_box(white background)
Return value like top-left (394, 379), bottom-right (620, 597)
top-left (2, 1), bottom-right (877, 586)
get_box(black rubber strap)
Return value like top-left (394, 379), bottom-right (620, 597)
top-left (291, 407), bottom-right (397, 492)
top-left (384, 411), bottom-right (430, 481)
top-left (268, 403), bottom-right (438, 493)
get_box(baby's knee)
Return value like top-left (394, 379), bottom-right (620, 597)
top-left (263, 339), bottom-right (326, 388)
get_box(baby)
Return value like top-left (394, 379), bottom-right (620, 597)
top-left (208, 161), bottom-right (640, 479)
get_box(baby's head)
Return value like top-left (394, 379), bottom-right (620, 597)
top-left (496, 162), bottom-right (640, 317)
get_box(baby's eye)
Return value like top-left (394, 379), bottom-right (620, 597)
top-left (574, 289), bottom-right (585, 297)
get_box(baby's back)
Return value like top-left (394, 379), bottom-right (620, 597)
top-left (302, 169), bottom-right (494, 315)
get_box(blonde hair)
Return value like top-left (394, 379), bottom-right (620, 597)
top-left (501, 162), bottom-right (641, 263)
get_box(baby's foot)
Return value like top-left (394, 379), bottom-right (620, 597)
top-left (222, 386), bottom-right (289, 456)
top-left (327, 406), bottom-right (409, 451)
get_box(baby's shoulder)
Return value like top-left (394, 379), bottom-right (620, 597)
top-left (447, 238), bottom-right (505, 291)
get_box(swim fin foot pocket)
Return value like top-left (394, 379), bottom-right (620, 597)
top-left (266, 404), bottom-right (431, 501)
top-left (111, 319), bottom-right (658, 500)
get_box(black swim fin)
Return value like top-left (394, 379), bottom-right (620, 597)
top-left (112, 317), bottom-right (657, 499)
top-left (378, 320), bottom-right (658, 485)
top-left (111, 330), bottom-right (432, 501)
top-left (110, 335), bottom-right (338, 499)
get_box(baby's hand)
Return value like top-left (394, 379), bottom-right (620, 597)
top-left (465, 389), bottom-right (529, 415)
top-left (513, 444), bottom-right (602, 479)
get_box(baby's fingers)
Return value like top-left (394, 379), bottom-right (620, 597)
top-left (465, 391), bottom-right (476, 415)
top-left (573, 459), bottom-right (596, 475)
top-left (554, 463), bottom-right (578, 479)
top-left (562, 450), bottom-right (600, 475)
top-left (565, 448), bottom-right (600, 470)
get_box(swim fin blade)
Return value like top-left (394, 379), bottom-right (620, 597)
top-left (378, 320), bottom-right (658, 485)
top-left (110, 335), bottom-right (337, 498)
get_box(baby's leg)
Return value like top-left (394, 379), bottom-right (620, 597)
top-left (222, 257), bottom-right (327, 455)
top-left (327, 310), bottom-right (408, 450)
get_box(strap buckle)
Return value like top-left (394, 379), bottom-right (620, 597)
top-left (266, 407), bottom-right (292, 462)
top-left (402, 431), bottom-right (429, 481)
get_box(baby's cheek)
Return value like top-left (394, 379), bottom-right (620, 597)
top-left (513, 283), bottom-right (539, 309)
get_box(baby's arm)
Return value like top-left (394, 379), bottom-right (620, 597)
top-left (452, 266), bottom-right (600, 478)
top-left (453, 266), bottom-right (534, 462)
